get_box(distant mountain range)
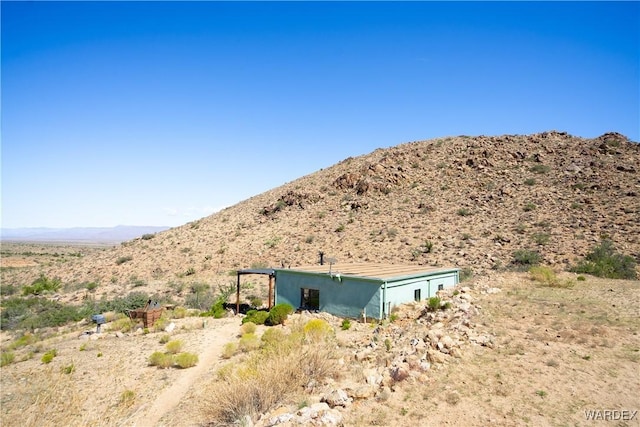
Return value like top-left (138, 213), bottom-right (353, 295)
top-left (0, 225), bottom-right (171, 243)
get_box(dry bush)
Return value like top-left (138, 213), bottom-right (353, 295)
top-left (203, 330), bottom-right (338, 425)
top-left (240, 321), bottom-right (257, 335)
top-left (302, 319), bottom-right (334, 343)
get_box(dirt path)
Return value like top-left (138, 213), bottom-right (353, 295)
top-left (127, 318), bottom-right (240, 427)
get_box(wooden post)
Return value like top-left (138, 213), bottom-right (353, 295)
top-left (268, 275), bottom-right (274, 309)
top-left (236, 273), bottom-right (241, 314)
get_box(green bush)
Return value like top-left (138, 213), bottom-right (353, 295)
top-left (22, 275), bottom-right (61, 295)
top-left (165, 340), bottom-right (183, 355)
top-left (240, 322), bottom-right (257, 335)
top-left (427, 297), bottom-right (441, 311)
top-left (1, 297), bottom-right (91, 331)
top-left (41, 349), bottom-right (57, 364)
top-left (267, 303), bottom-right (294, 326)
top-left (115, 256), bottom-right (133, 265)
top-left (238, 333), bottom-right (261, 352)
top-left (174, 352), bottom-right (198, 368)
top-left (303, 319), bottom-right (333, 343)
top-left (512, 249), bottom-right (542, 268)
top-left (242, 310), bottom-right (269, 325)
top-left (148, 351), bottom-right (173, 368)
top-left (1, 352), bottom-right (15, 367)
top-left (571, 239), bottom-right (637, 279)
top-left (341, 319), bottom-right (351, 330)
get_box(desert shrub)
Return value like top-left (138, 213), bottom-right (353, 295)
top-left (427, 297), bottom-right (441, 311)
top-left (1, 297), bottom-right (90, 331)
top-left (61, 363), bottom-right (75, 374)
top-left (22, 275), bottom-right (61, 296)
top-left (303, 319), bottom-right (333, 343)
top-left (242, 310), bottom-right (269, 325)
top-left (267, 303), bottom-right (294, 326)
top-left (141, 233), bottom-right (155, 240)
top-left (159, 334), bottom-right (171, 344)
top-left (165, 340), bottom-right (183, 354)
top-left (529, 266), bottom-right (556, 284)
top-left (41, 349), bottom-right (57, 364)
top-left (109, 317), bottom-right (134, 333)
top-left (94, 291), bottom-right (151, 315)
top-left (172, 306), bottom-right (188, 319)
top-left (248, 296), bottom-right (263, 308)
top-left (532, 233), bottom-right (550, 245)
top-left (8, 332), bottom-right (38, 350)
top-left (1, 351), bottom-right (15, 367)
top-left (577, 275), bottom-right (586, 281)
top-left (149, 351), bottom-right (173, 368)
top-left (524, 178), bottom-right (536, 186)
top-left (512, 249), bottom-right (542, 269)
top-left (530, 164), bottom-right (550, 174)
top-left (260, 328), bottom-right (286, 348)
top-left (459, 267), bottom-right (473, 282)
top-left (174, 352), bottom-right (198, 368)
top-left (240, 322), bottom-right (257, 335)
top-left (457, 208), bottom-right (472, 216)
top-left (238, 333), bottom-right (261, 352)
top-left (529, 266), bottom-right (574, 288)
top-left (115, 256), bottom-right (133, 265)
top-left (205, 330), bottom-right (337, 425)
top-left (222, 342), bottom-right (238, 359)
top-left (341, 319), bottom-right (351, 330)
top-left (571, 239), bottom-right (637, 279)
top-left (523, 202), bottom-right (536, 212)
top-left (119, 390), bottom-right (136, 407)
top-left (200, 298), bottom-right (227, 318)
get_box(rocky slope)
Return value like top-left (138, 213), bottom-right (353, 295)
top-left (2, 131), bottom-right (638, 301)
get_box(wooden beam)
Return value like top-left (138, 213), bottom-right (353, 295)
top-left (236, 273), bottom-right (241, 314)
top-left (268, 275), bottom-right (274, 309)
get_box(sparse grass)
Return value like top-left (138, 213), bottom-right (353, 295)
top-left (119, 390), bottom-right (136, 407)
top-left (238, 333), bottom-right (261, 352)
top-left (1, 351), bottom-right (16, 367)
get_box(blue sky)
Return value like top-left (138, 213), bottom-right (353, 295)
top-left (2, 1), bottom-right (638, 229)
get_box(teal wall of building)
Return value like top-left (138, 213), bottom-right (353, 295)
top-left (383, 271), bottom-right (459, 315)
top-left (274, 268), bottom-right (459, 320)
top-left (275, 271), bottom-right (382, 319)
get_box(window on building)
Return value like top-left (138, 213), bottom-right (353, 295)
top-left (414, 289), bottom-right (421, 302)
top-left (300, 288), bottom-right (320, 310)
top-left (438, 284), bottom-right (444, 291)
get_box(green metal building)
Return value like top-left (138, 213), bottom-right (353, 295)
top-left (273, 263), bottom-right (460, 320)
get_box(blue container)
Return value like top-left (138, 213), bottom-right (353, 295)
top-left (91, 314), bottom-right (106, 325)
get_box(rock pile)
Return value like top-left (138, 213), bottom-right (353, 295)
top-left (256, 282), bottom-right (497, 426)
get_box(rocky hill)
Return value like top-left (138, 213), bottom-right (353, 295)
top-left (2, 131), bottom-right (638, 301)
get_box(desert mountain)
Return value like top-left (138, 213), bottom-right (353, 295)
top-left (3, 131), bottom-right (638, 298)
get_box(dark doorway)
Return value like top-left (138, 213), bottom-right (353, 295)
top-left (301, 288), bottom-right (320, 310)
top-left (414, 289), bottom-right (421, 302)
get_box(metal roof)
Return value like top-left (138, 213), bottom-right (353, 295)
top-left (275, 262), bottom-right (458, 281)
top-left (237, 268), bottom-right (276, 276)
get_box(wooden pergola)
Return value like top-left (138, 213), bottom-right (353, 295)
top-left (235, 268), bottom-right (276, 313)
